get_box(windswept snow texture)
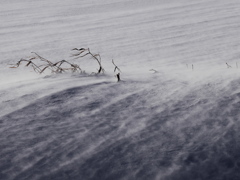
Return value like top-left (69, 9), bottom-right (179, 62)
top-left (1, 0), bottom-right (240, 180)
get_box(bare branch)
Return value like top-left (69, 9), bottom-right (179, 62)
top-left (226, 63), bottom-right (232, 68)
top-left (112, 59), bottom-right (121, 72)
top-left (31, 52), bottom-right (54, 65)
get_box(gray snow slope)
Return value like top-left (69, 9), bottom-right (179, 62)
top-left (1, 0), bottom-right (240, 180)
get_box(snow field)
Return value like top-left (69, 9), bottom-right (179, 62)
top-left (1, 0), bottom-right (240, 179)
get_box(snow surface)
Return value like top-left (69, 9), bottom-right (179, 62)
top-left (1, 0), bottom-right (240, 179)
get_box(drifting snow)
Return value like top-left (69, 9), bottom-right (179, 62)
top-left (1, 0), bottom-right (240, 180)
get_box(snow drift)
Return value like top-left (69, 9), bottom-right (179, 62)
top-left (1, 0), bottom-right (240, 180)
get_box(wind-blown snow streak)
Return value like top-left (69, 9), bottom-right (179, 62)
top-left (1, 0), bottom-right (240, 180)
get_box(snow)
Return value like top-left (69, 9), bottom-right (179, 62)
top-left (1, 0), bottom-right (240, 179)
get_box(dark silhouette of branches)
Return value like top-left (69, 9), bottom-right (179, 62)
top-left (10, 53), bottom-right (82, 74)
top-left (112, 59), bottom-right (121, 82)
top-left (9, 58), bottom-right (42, 73)
top-left (9, 48), bottom-right (122, 82)
top-left (112, 59), bottom-right (121, 73)
top-left (226, 63), bottom-right (232, 68)
top-left (71, 48), bottom-right (105, 74)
